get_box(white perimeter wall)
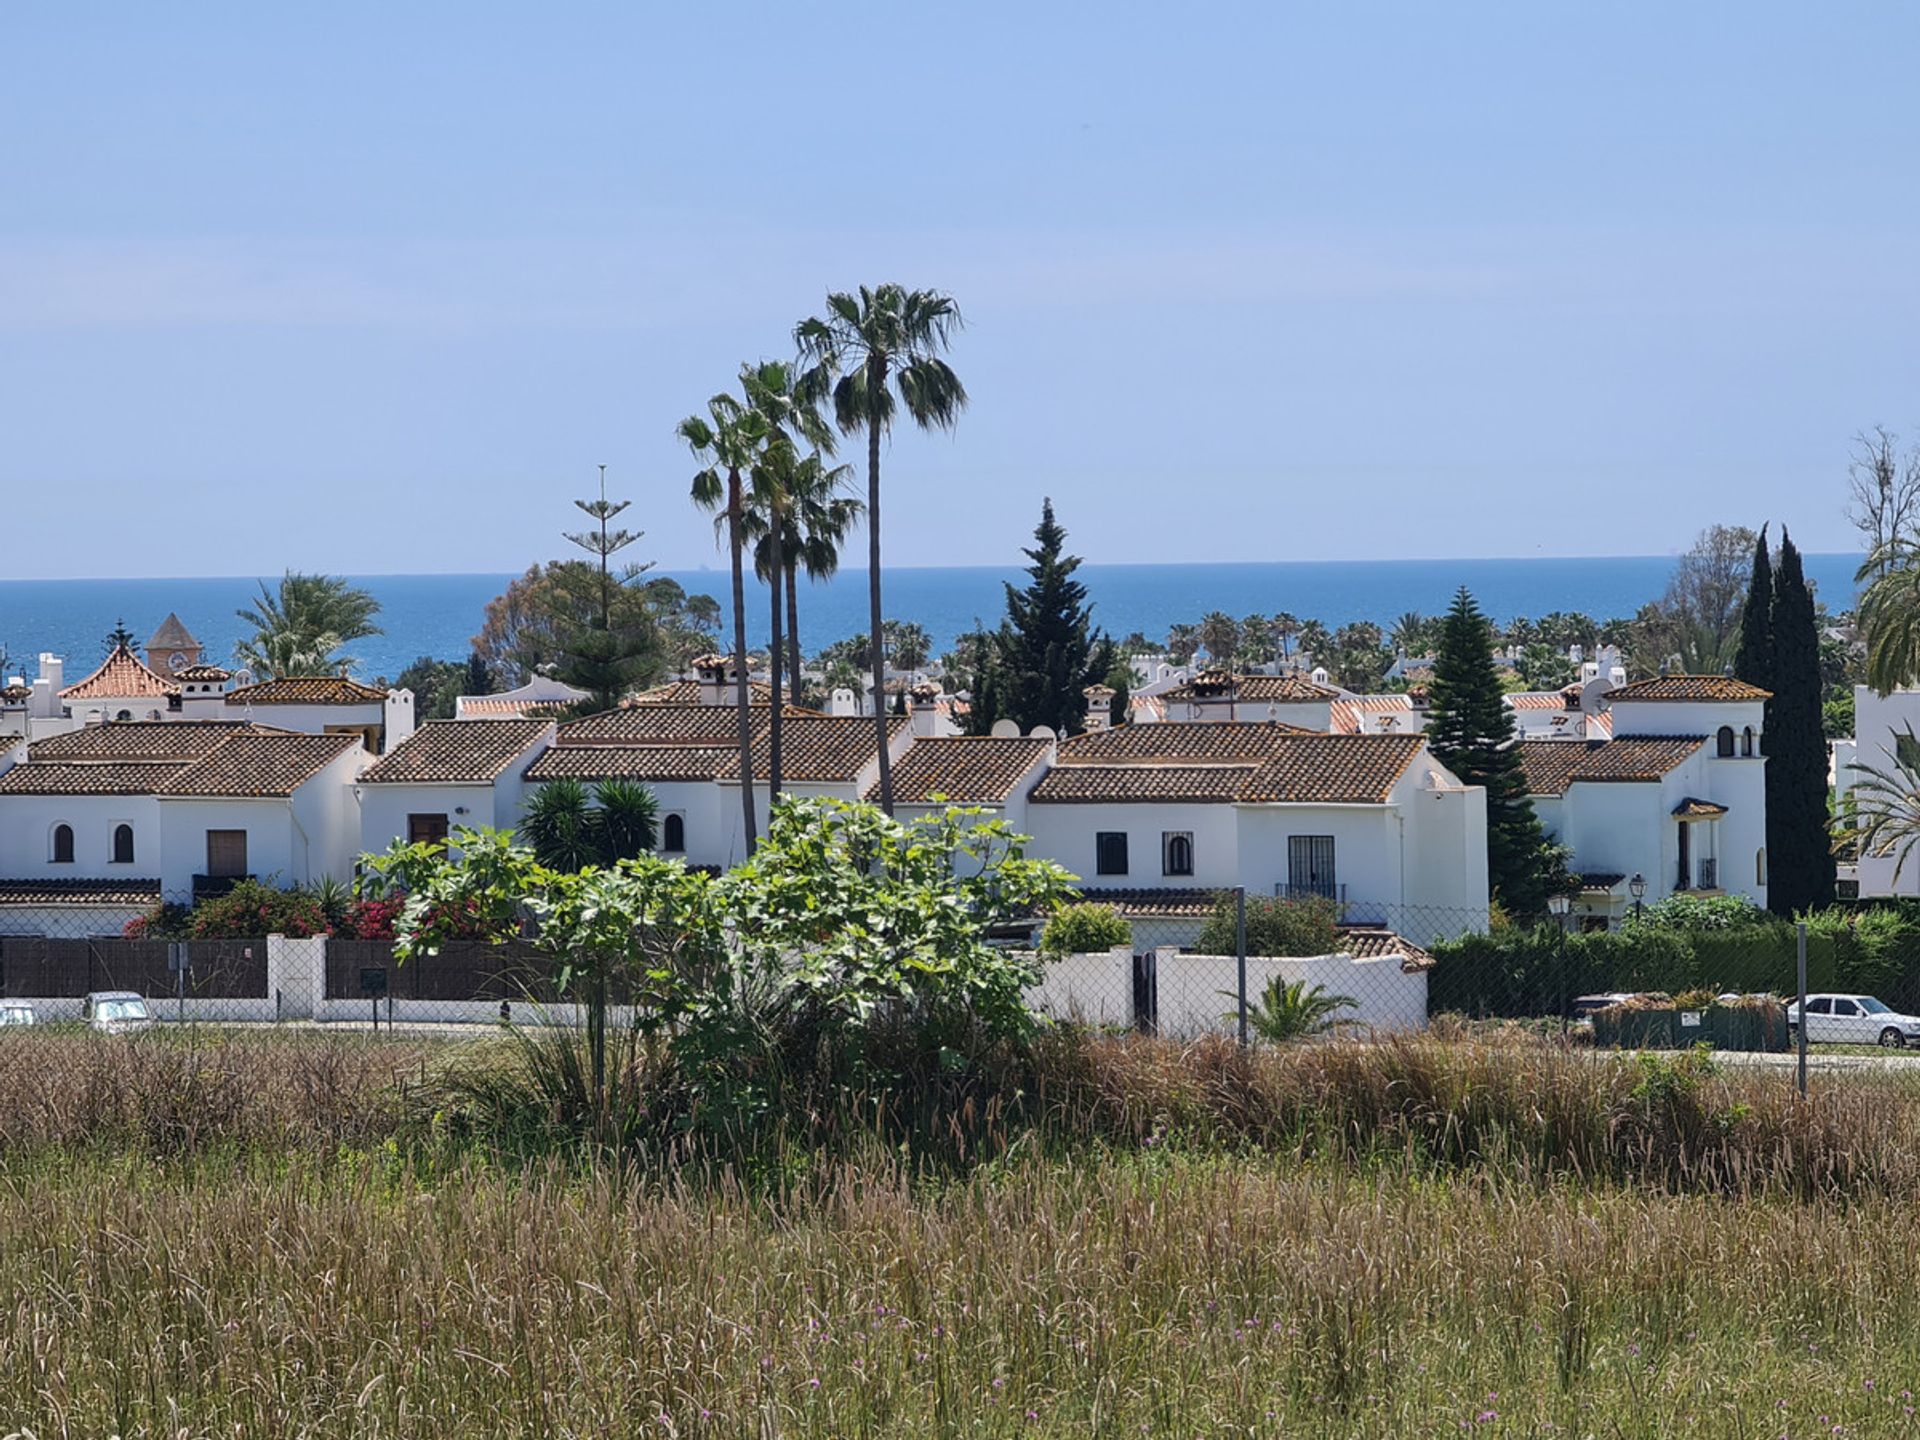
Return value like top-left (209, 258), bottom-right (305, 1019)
top-left (1156, 950), bottom-right (1428, 1037)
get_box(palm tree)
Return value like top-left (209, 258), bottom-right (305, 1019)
top-left (1271, 612), bottom-right (1300, 669)
top-left (796, 285), bottom-right (967, 814)
top-left (679, 390), bottom-right (770, 853)
top-left (1166, 623), bottom-right (1200, 665)
top-left (234, 572), bottom-right (382, 677)
top-left (1389, 611), bottom-right (1427, 657)
top-left (1296, 619), bottom-right (1332, 670)
top-left (1857, 542), bottom-right (1920, 695)
top-left (886, 620), bottom-right (932, 673)
top-left (1239, 978), bottom-right (1359, 1043)
top-left (743, 451), bottom-right (859, 708)
top-left (1198, 612), bottom-right (1239, 668)
top-left (1845, 724), bottom-right (1920, 883)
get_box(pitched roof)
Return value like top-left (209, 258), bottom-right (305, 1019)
top-left (360, 720), bottom-right (551, 784)
top-left (175, 664), bottom-right (232, 683)
top-left (873, 737), bottom-right (1053, 805)
top-left (0, 728), bottom-right (360, 798)
top-left (1672, 796), bottom-right (1729, 817)
top-left (1161, 673), bottom-right (1341, 705)
top-left (28, 721), bottom-right (278, 762)
top-left (561, 705), bottom-right (757, 745)
top-left (530, 713), bottom-right (902, 786)
top-left (225, 676), bottom-right (388, 706)
top-left (629, 677), bottom-right (776, 706)
top-left (0, 879), bottom-right (162, 907)
top-left (526, 745), bottom-right (738, 783)
top-left (456, 696), bottom-right (572, 719)
top-left (59, 645), bottom-right (178, 701)
top-left (1607, 675), bottom-right (1771, 703)
top-left (1330, 695), bottom-right (1416, 734)
top-left (1035, 725), bottom-right (1427, 806)
top-left (772, 716), bottom-right (903, 783)
top-left (1506, 691), bottom-right (1571, 711)
top-left (1517, 737), bottom-right (1706, 796)
top-left (161, 732), bottom-right (363, 797)
top-left (144, 613), bottom-right (199, 651)
top-left (1075, 886), bottom-right (1223, 918)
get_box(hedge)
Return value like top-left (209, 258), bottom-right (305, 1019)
top-left (1428, 907), bottom-right (1920, 1019)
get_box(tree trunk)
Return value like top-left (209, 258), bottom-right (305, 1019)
top-left (867, 398), bottom-right (893, 814)
top-left (786, 562), bottom-right (803, 707)
top-left (767, 507), bottom-right (784, 809)
top-left (728, 468), bottom-right (757, 854)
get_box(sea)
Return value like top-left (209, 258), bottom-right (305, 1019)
top-left (0, 554), bottom-right (1867, 685)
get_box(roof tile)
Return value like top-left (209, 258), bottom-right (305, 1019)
top-left (1518, 737), bottom-right (1706, 795)
top-left (360, 720), bottom-right (551, 784)
top-left (872, 737), bottom-right (1054, 805)
top-left (1607, 675), bottom-right (1771, 702)
top-left (59, 646), bottom-right (178, 701)
top-left (225, 676), bottom-right (388, 706)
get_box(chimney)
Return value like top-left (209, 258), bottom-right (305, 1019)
top-left (909, 681), bottom-right (941, 737)
top-left (31, 655), bottom-right (63, 720)
top-left (1082, 683), bottom-right (1115, 733)
top-left (691, 653), bottom-right (732, 707)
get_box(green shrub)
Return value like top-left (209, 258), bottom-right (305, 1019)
top-left (184, 879), bottom-right (330, 939)
top-left (1040, 902), bottom-right (1133, 957)
top-left (1197, 894), bottom-right (1340, 957)
top-left (1630, 893), bottom-right (1768, 931)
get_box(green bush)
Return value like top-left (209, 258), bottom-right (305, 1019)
top-left (1197, 894), bottom-right (1340, 958)
top-left (1630, 893), bottom-right (1768, 931)
top-left (1040, 902), bottom-right (1132, 957)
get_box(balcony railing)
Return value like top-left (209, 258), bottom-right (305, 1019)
top-left (1698, 857), bottom-right (1718, 891)
top-left (1279, 881), bottom-right (1344, 903)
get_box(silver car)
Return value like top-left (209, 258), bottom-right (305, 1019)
top-left (1785, 993), bottom-right (1920, 1048)
top-left (81, 991), bottom-right (154, 1034)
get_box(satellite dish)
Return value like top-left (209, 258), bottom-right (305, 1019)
top-left (990, 718), bottom-right (1020, 739)
top-left (1029, 725), bottom-right (1057, 740)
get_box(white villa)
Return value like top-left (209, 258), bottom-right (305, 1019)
top-left (1835, 684), bottom-right (1920, 898)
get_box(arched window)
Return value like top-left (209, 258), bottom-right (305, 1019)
top-left (114, 710), bottom-right (132, 723)
top-left (1757, 848), bottom-right (1768, 887)
top-left (1742, 726), bottom-right (1755, 757)
top-left (663, 813), bottom-right (685, 852)
top-left (51, 824), bottom-right (74, 864)
top-left (1716, 726), bottom-right (1735, 758)
top-left (1162, 831), bottom-right (1195, 877)
top-left (112, 824), bottom-right (134, 865)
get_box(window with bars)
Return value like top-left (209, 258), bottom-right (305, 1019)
top-left (1095, 832), bottom-right (1129, 876)
top-left (1286, 835), bottom-right (1337, 898)
top-left (1162, 831), bottom-right (1194, 877)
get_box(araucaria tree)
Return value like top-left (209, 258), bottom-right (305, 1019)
top-left (1766, 530), bottom-right (1837, 914)
top-left (557, 466), bottom-right (653, 713)
top-left (796, 285), bottom-right (967, 814)
top-left (983, 499), bottom-right (1113, 737)
top-left (1424, 587), bottom-right (1555, 919)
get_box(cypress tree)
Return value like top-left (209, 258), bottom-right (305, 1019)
top-left (1732, 524), bottom-right (1773, 693)
top-left (1106, 660), bottom-right (1132, 727)
top-left (1765, 530), bottom-right (1836, 914)
top-left (993, 499), bottom-right (1113, 735)
top-left (1425, 586), bottom-right (1553, 919)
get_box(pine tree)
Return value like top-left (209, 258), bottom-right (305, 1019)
top-left (1732, 524), bottom-right (1773, 692)
top-left (463, 652), bottom-right (495, 698)
top-left (992, 499), bottom-right (1113, 735)
top-left (1425, 587), bottom-right (1554, 919)
top-left (1766, 530), bottom-right (1836, 914)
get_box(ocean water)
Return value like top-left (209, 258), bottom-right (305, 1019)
top-left (0, 554), bottom-right (1866, 684)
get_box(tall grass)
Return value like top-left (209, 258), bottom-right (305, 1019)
top-left (2, 1149), bottom-right (1920, 1436)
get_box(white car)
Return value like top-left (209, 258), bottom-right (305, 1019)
top-left (0, 1003), bottom-right (34, 1027)
top-left (81, 991), bottom-right (154, 1034)
top-left (1785, 994), bottom-right (1920, 1048)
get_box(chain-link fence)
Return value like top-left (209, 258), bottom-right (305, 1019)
top-left (3, 889), bottom-right (1919, 1103)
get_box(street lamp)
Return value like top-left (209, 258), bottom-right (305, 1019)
top-left (1629, 872), bottom-right (1647, 921)
top-left (1548, 893), bottom-right (1572, 1034)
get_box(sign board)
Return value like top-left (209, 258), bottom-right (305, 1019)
top-left (167, 943), bottom-right (190, 973)
top-left (359, 967), bottom-right (389, 998)
top-left (1680, 1011), bottom-right (1702, 1028)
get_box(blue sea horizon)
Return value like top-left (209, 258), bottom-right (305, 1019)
top-left (0, 553), bottom-right (1867, 685)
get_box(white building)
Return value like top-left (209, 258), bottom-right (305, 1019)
top-left (0, 721), bottom-right (369, 917)
top-left (1835, 683), bottom-right (1920, 897)
top-left (1520, 675), bottom-right (1770, 924)
top-left (454, 675), bottom-right (590, 719)
top-left (1017, 721), bottom-right (1490, 941)
top-left (210, 675), bottom-right (415, 755)
top-left (355, 718), bottom-right (556, 852)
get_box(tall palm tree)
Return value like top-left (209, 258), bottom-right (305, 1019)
top-left (678, 390), bottom-right (770, 854)
top-left (796, 285), bottom-right (967, 814)
top-left (742, 453), bottom-right (862, 702)
top-left (234, 572), bottom-right (382, 677)
top-left (1845, 724), bottom-right (1920, 884)
top-left (1198, 611), bottom-right (1239, 668)
top-left (1389, 611), bottom-right (1427, 657)
top-left (1271, 612), bottom-right (1300, 669)
top-left (1858, 541), bottom-right (1920, 695)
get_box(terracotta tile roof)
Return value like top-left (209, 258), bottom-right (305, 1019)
top-left (174, 664), bottom-right (232, 683)
top-left (225, 676), bottom-right (388, 706)
top-left (1672, 796), bottom-right (1729, 817)
top-left (161, 732), bottom-right (362, 797)
top-left (29, 721), bottom-right (281, 762)
top-left (144, 614), bottom-right (199, 651)
top-left (1518, 737), bottom-right (1706, 796)
top-left (0, 762), bottom-right (187, 796)
top-left (1036, 726), bottom-right (1427, 806)
top-left (1506, 692), bottom-right (1569, 711)
top-left (758, 716), bottom-right (904, 782)
top-left (60, 645), bottom-right (178, 701)
top-left (1128, 694), bottom-right (1167, 722)
top-left (1075, 886), bottom-right (1224, 918)
top-left (0, 879), bottom-right (162, 907)
top-left (561, 705), bottom-right (758, 745)
top-left (1578, 872), bottom-right (1628, 892)
top-left (1340, 927), bottom-right (1434, 970)
top-left (0, 685), bottom-right (29, 704)
top-left (1607, 675), bottom-right (1771, 703)
top-left (873, 737), bottom-right (1053, 805)
top-left (1057, 721), bottom-right (1316, 763)
top-left (360, 720), bottom-right (551, 784)
top-left (1330, 695), bottom-right (1416, 734)
top-left (629, 677), bottom-right (775, 706)
top-left (525, 745), bottom-right (737, 783)
top-left (1161, 673), bottom-right (1341, 705)
top-left (456, 696), bottom-right (571, 718)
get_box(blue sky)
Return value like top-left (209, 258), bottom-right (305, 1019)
top-left (2, 3), bottom-right (1914, 577)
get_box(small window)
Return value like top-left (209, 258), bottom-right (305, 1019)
top-left (1095, 832), bottom-right (1129, 876)
top-left (1742, 726), bottom-right (1755, 757)
top-left (407, 813), bottom-right (450, 846)
top-left (1715, 726), bottom-right (1735, 758)
top-left (662, 813), bottom-right (686, 852)
top-left (114, 709), bottom-right (132, 723)
top-left (111, 824), bottom-right (134, 865)
top-left (1162, 831), bottom-right (1194, 877)
top-left (51, 824), bottom-right (74, 864)
top-left (1806, 997), bottom-right (1832, 1015)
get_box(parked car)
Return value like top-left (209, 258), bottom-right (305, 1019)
top-left (0, 1003), bottom-right (34, 1027)
top-left (1784, 994), bottom-right (1920, 1048)
top-left (1569, 993), bottom-right (1637, 1022)
top-left (81, 991), bottom-right (153, 1034)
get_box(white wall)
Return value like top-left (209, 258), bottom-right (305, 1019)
top-left (1843, 686), bottom-right (1920, 897)
top-left (1154, 949), bottom-right (1429, 1038)
top-left (0, 903), bottom-right (149, 937)
top-left (1023, 946), bottom-right (1134, 1026)
top-left (1024, 801), bottom-right (1242, 889)
top-left (0, 794), bottom-right (163, 882)
top-left (359, 782), bottom-right (503, 856)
